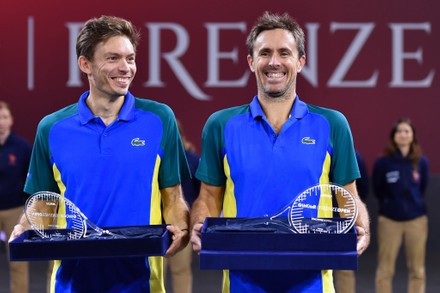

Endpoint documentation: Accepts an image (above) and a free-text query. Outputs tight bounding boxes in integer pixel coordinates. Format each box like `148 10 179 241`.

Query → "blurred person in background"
164 119 200 293
0 101 32 293
373 118 429 293
355 151 370 201
334 150 370 293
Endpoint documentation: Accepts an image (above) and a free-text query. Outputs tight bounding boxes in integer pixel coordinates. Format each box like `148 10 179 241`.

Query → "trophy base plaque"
200 217 357 270
9 225 170 261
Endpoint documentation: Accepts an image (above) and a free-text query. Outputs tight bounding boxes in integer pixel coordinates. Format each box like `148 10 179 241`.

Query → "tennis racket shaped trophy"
25 191 125 240
200 184 359 270
270 184 358 234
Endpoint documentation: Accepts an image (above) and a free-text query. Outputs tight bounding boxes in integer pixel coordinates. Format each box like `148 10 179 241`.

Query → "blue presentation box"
9 225 170 261
200 217 357 270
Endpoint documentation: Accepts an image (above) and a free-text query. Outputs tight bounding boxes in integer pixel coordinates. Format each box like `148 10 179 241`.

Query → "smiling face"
78 35 136 100
394 122 414 149
247 29 305 101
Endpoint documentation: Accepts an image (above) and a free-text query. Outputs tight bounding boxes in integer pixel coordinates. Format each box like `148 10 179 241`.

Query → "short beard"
261 77 296 101
265 88 288 99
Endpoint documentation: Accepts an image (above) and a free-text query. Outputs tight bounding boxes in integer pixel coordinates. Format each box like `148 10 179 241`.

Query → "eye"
280 50 291 57
259 51 270 57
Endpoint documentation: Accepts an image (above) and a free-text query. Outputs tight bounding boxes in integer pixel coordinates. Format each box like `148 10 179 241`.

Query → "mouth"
265 72 286 80
112 76 132 87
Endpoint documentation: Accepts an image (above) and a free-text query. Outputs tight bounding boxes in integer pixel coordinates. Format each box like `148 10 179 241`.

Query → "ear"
247 55 255 72
297 54 306 73
78 56 92 75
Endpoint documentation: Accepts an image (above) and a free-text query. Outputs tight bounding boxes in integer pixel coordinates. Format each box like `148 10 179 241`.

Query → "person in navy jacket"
373 117 429 293
0 100 31 293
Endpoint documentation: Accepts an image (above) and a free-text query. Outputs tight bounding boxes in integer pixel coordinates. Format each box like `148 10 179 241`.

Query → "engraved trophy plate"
285 184 358 234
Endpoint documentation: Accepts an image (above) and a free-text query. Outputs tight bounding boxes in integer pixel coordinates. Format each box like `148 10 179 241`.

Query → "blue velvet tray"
200 217 357 270
9 225 170 261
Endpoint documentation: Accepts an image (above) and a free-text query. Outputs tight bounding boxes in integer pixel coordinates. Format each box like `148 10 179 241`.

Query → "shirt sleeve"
328 110 360 186
24 118 59 195
195 110 227 186
158 107 191 189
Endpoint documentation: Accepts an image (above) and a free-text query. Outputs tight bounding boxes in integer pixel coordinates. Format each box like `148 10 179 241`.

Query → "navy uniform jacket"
0 132 31 210
373 150 429 221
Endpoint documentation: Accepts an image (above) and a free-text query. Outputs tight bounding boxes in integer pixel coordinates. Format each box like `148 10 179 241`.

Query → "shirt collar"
78 91 136 125
249 95 309 120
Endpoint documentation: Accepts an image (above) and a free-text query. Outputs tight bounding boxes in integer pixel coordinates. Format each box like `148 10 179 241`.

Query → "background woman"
373 117 429 293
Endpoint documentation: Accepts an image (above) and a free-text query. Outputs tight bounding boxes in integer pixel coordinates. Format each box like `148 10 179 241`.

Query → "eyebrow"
103 52 136 58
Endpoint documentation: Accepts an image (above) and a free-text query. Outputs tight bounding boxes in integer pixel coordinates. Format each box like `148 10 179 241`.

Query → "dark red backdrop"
2 0 439 173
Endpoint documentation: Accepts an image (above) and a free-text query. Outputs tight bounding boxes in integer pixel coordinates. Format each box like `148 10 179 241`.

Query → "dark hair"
246 11 305 58
384 117 422 168
0 101 10 111
76 15 141 60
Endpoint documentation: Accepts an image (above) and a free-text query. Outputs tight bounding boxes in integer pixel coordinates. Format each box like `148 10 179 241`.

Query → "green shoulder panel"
24 104 78 195
197 104 250 186
134 98 190 188
307 104 360 185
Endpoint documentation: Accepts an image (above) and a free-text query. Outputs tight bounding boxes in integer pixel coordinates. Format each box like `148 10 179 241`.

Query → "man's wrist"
362 226 370 235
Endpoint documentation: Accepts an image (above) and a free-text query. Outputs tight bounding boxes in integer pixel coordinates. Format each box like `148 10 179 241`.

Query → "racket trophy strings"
25 191 125 240
268 184 358 234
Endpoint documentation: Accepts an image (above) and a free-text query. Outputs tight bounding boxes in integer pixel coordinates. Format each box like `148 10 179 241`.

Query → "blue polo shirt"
196 95 360 293
24 91 189 293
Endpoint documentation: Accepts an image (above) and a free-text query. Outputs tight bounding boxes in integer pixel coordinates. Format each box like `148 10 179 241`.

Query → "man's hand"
189 183 225 254
8 224 26 243
190 223 203 254
356 225 370 256
165 225 190 258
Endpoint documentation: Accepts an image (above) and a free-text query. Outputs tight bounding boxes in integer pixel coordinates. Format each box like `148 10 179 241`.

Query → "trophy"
274 184 358 234
200 184 359 271
25 191 125 239
206 184 358 234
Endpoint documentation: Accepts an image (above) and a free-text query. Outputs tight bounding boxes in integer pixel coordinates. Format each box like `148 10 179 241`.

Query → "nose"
268 53 281 67
118 59 131 72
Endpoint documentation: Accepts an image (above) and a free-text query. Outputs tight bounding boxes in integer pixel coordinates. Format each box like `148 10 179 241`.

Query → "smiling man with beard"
190 11 371 293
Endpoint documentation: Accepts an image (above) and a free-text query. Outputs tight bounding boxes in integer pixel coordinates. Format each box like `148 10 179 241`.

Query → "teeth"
267 73 284 78
115 78 129 82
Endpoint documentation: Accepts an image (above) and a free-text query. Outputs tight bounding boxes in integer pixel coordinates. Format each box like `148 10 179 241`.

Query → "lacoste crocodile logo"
301 137 316 145
131 138 146 146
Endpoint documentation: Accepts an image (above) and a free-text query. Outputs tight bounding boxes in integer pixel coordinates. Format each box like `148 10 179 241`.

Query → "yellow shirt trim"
149 155 165 292
222 154 237 218
319 152 335 292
